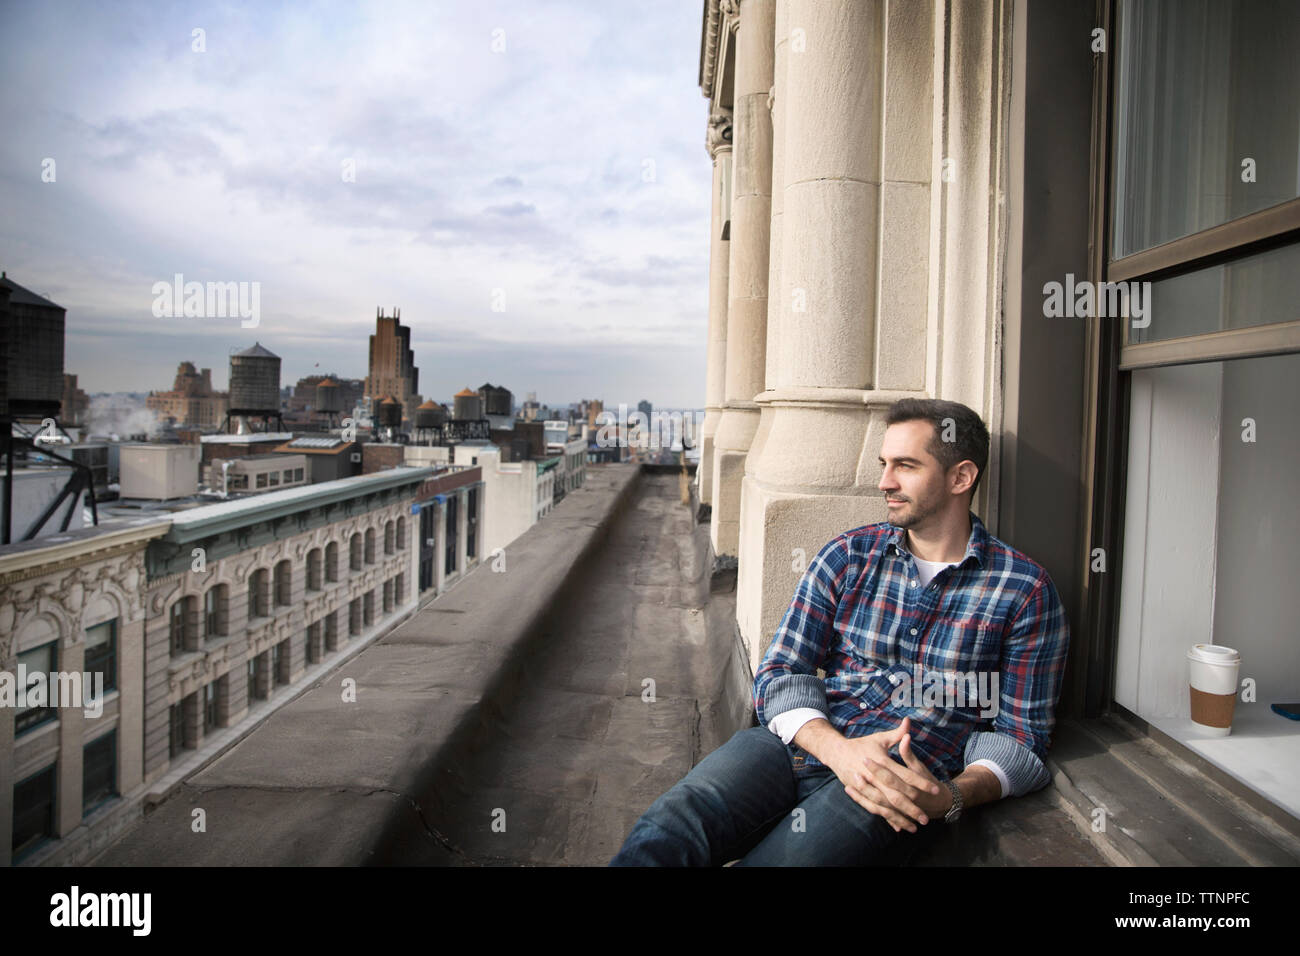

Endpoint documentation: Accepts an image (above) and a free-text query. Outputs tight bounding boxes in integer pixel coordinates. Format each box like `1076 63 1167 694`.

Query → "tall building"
62 375 89 426
146 362 228 428
366 308 420 425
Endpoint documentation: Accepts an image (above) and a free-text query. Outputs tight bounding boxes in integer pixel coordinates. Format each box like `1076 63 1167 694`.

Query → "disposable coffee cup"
1187 644 1241 737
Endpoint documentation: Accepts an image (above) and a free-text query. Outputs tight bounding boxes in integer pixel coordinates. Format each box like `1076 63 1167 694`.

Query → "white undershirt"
912 556 955 589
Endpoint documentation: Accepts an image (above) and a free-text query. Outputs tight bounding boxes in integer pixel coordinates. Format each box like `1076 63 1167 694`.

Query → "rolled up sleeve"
753 537 848 729
964 574 1070 798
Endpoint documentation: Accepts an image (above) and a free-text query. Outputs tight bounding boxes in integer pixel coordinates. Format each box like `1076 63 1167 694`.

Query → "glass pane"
83 732 117 809
1116 352 1300 813
13 766 56 856
1131 240 1300 343
85 620 113 649
1112 0 1300 258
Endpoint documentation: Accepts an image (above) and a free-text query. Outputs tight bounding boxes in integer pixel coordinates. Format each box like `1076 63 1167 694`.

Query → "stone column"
711 0 775 558
697 108 732 506
56 639 86 837
736 0 1007 668
738 0 912 668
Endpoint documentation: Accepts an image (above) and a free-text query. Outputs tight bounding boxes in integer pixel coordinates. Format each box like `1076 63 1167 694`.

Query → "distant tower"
366 307 420 427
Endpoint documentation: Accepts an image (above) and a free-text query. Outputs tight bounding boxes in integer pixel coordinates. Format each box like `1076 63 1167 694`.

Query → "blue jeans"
609 726 925 866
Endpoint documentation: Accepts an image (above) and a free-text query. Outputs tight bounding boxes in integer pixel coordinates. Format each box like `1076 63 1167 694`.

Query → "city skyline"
0 1 712 408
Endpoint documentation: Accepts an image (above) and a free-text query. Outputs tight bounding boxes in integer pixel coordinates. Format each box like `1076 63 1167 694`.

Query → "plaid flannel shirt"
753 513 1070 797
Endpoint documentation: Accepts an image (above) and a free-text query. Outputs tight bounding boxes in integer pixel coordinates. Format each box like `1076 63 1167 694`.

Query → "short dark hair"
884 398 990 496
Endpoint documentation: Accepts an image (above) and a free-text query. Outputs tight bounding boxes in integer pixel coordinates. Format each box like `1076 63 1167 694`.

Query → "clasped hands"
826 716 951 833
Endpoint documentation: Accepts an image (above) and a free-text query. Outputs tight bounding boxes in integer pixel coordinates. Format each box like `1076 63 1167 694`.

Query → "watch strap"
942 778 963 823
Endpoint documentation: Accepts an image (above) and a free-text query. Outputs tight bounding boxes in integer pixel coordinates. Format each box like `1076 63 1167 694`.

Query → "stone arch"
15 608 66 656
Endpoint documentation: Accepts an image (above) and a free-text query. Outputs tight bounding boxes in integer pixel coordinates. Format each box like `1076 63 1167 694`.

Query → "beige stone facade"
0 519 168 866
698 0 1013 671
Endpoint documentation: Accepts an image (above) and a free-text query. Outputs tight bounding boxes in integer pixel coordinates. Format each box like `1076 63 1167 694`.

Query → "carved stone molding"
721 0 740 27
701 0 722 96
707 108 734 157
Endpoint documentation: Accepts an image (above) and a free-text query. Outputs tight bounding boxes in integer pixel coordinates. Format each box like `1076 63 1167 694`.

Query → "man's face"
878 420 950 530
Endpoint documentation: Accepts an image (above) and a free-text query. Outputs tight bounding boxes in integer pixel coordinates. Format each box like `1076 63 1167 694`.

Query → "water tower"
316 377 342 427
414 399 447 444
223 342 283 433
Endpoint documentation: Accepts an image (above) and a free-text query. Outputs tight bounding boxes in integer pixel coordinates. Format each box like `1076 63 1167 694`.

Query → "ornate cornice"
721 0 741 30
700 0 722 97
0 523 167 586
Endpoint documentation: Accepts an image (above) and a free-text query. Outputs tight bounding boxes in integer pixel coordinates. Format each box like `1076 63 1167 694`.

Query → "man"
609 398 1070 866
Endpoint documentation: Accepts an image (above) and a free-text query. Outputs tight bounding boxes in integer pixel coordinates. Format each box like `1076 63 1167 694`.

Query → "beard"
885 492 940 529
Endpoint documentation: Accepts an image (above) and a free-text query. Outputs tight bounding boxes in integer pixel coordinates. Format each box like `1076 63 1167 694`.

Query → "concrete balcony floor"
89 466 1300 866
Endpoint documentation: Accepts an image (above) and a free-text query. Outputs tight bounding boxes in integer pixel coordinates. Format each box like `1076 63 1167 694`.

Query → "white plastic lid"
1187 643 1240 664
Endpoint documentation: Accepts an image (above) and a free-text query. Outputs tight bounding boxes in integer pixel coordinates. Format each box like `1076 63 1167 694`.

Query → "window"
273 639 290 686
231 474 249 490
384 520 394 555
363 590 375 627
445 495 458 575
307 549 323 591
324 611 338 652
306 622 321 665
248 569 269 619
396 516 407 550
248 655 267 701
256 472 268 489
168 703 184 758
467 488 478 559
1091 0 1300 816
294 468 304 482
170 600 184 654
12 764 56 859
283 469 293 483
274 560 292 606
16 642 58 735
83 731 117 812
204 585 227 641
382 579 393 614
84 620 118 694
349 598 362 636
364 528 376 564
204 681 218 733
325 541 339 582
350 534 363 571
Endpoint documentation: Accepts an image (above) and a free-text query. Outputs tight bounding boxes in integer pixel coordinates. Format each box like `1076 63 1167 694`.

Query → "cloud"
0 0 713 408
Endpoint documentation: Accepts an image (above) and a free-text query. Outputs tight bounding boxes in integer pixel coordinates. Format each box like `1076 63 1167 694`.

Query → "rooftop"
0 273 63 310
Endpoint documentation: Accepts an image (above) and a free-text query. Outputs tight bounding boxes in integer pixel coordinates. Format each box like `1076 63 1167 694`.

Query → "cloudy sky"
0 0 712 410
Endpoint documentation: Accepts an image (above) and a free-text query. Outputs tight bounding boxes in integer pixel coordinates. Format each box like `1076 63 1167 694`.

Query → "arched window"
307 549 323 591
248 569 269 619
384 520 394 555
364 528 376 564
274 560 292 607
203 584 228 640
350 533 363 571
170 595 199 655
396 516 407 550
325 541 339 582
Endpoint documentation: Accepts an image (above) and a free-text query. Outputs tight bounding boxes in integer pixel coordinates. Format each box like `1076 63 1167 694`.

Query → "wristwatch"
942 778 963 823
